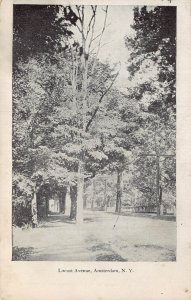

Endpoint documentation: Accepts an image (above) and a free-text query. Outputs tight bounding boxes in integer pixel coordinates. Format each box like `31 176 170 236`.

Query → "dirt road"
13 210 176 261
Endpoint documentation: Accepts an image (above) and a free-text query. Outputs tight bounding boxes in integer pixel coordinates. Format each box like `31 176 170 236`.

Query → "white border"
0 1 191 299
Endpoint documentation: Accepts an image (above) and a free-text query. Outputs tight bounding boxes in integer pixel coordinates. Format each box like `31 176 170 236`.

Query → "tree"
13 52 75 226
13 5 75 65
13 5 120 225
124 6 176 215
13 4 80 226
125 6 176 118
133 116 175 214
59 5 119 223
94 89 140 213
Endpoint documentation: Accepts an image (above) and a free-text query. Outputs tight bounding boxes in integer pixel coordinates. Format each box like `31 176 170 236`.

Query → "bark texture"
83 180 87 209
115 170 123 213
70 185 77 220
31 189 38 227
60 187 67 214
76 177 84 224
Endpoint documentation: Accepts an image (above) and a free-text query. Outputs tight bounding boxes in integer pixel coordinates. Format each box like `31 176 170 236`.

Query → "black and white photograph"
12 4 176 262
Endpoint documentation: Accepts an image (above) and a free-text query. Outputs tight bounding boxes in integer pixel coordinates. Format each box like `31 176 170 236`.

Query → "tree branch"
86 6 97 40
90 6 108 75
85 69 119 132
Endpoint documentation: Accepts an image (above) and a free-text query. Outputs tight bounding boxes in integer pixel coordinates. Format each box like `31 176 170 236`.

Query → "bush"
12 201 32 227
12 174 33 226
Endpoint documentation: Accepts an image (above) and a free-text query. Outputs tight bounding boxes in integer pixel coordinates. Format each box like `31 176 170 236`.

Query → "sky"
70 6 135 89
97 6 135 88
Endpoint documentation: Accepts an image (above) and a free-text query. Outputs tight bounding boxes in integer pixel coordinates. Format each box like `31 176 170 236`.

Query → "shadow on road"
39 213 76 228
12 246 35 261
39 211 113 228
106 211 176 222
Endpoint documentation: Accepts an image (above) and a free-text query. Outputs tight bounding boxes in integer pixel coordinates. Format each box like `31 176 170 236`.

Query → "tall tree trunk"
156 156 160 216
173 203 176 217
76 162 84 224
70 185 77 220
104 178 107 211
31 188 38 227
76 181 84 224
60 187 67 214
115 170 123 213
159 185 163 216
45 198 49 217
83 180 87 209
91 179 95 210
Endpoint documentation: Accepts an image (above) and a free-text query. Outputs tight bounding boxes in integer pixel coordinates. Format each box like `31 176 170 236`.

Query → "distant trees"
98 90 136 213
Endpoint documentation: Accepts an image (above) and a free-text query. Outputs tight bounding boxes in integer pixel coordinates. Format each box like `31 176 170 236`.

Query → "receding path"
13 210 176 261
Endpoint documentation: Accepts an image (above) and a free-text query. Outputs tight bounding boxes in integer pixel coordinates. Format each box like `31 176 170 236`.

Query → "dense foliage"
13 5 176 226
